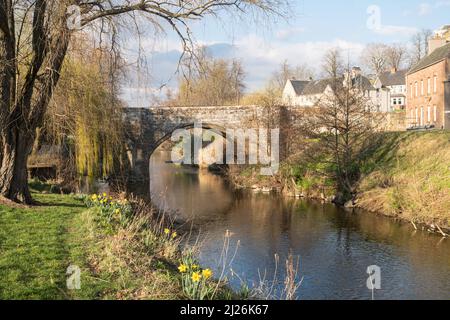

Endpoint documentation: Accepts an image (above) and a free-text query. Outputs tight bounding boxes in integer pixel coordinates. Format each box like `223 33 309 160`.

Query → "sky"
120 0 450 107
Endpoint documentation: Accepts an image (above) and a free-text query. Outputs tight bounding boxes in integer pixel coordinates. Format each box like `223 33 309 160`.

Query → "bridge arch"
149 122 231 158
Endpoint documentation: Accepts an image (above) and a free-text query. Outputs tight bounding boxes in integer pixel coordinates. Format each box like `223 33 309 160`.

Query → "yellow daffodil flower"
178 264 188 273
164 228 170 235
191 272 201 282
171 232 177 239
202 269 213 279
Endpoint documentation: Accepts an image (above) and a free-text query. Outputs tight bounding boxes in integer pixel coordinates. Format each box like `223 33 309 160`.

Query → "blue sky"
121 0 450 107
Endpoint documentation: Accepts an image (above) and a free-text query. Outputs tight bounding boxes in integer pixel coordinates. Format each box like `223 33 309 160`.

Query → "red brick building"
406 42 450 129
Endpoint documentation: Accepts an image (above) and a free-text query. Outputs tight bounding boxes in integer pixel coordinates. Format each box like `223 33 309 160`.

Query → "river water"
147 150 450 300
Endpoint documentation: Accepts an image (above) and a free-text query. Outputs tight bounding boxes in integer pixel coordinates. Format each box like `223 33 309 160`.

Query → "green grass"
0 191 107 299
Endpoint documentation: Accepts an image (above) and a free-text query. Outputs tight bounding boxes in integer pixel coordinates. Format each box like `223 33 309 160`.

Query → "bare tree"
272 60 315 91
0 0 289 204
409 29 433 66
322 48 344 80
360 43 389 75
385 43 407 70
176 48 246 106
230 60 246 104
303 52 383 204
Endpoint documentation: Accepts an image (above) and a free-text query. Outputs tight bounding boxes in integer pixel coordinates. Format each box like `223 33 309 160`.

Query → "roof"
408 42 450 74
302 78 337 95
351 75 374 91
288 80 310 95
378 70 407 86
287 75 373 96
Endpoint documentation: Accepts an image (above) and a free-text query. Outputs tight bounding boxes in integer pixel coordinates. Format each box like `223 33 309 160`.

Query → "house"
406 29 450 129
373 68 407 112
282 67 377 108
282 78 335 107
282 79 314 107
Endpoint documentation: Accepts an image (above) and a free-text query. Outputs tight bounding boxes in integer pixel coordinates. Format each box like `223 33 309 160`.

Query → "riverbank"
227 131 450 233
0 184 232 299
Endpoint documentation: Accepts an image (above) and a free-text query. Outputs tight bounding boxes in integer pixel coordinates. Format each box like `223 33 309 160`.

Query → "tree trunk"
0 127 34 203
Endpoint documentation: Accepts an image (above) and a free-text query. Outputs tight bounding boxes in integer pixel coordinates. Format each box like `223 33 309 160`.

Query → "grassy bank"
229 131 450 230
357 131 450 230
0 185 229 300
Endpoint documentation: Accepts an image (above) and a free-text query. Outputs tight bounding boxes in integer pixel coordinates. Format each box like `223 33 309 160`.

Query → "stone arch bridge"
123 105 302 180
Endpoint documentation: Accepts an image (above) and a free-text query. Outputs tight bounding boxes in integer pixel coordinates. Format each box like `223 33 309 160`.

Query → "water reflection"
147 151 450 300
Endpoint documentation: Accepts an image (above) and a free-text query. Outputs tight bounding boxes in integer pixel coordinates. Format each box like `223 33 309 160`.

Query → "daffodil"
102 192 107 197
114 209 121 215
178 264 188 273
171 232 177 239
191 272 201 282
192 264 199 270
164 228 170 235
202 269 213 279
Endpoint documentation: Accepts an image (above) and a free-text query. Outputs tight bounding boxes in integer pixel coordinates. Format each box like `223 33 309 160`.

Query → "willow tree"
44 38 124 184
0 0 289 204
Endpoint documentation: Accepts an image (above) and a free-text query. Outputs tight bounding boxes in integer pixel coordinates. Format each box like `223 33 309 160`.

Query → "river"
145 150 450 300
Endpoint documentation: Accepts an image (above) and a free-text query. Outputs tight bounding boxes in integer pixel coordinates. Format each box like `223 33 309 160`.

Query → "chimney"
391 67 397 74
428 25 450 55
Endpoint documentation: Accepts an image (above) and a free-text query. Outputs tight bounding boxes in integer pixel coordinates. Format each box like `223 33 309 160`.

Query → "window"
410 84 413 98
420 107 424 126
393 98 397 105
427 106 431 123
434 105 437 122
415 107 418 123
411 109 414 120
421 80 424 96
428 78 431 94
434 76 437 93
415 82 418 97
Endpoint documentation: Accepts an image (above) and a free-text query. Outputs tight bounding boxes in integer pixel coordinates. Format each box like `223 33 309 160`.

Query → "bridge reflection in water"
140 150 450 300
